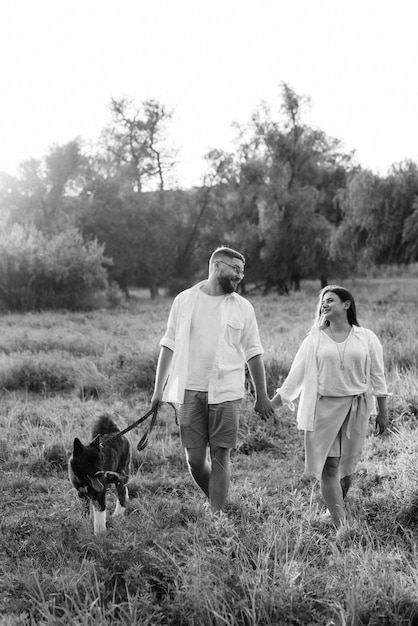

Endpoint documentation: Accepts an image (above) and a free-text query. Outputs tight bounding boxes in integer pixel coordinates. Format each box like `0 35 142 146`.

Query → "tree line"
1 83 418 308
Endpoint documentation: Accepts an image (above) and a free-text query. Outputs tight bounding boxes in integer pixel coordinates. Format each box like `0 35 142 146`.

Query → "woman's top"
276 326 388 431
317 330 368 396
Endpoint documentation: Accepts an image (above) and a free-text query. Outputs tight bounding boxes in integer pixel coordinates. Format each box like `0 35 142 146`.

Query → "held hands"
254 396 275 421
254 393 282 420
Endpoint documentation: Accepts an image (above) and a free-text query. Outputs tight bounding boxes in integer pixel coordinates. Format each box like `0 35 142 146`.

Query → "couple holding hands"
151 246 388 529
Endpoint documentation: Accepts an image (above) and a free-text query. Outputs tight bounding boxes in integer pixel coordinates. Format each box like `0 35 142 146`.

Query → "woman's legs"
321 456 346 527
340 474 353 500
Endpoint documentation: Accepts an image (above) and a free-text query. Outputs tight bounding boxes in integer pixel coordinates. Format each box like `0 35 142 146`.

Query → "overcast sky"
1 0 417 187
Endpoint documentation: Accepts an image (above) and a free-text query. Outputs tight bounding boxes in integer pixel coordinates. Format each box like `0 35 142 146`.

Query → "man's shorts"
179 389 241 449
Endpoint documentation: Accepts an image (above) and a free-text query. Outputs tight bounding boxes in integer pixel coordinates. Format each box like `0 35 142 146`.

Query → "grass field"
1 278 418 625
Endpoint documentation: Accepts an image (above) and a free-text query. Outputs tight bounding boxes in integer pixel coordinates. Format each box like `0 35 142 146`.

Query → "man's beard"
218 274 239 294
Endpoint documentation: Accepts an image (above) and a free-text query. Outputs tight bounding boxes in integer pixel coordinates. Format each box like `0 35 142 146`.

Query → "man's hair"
209 246 245 267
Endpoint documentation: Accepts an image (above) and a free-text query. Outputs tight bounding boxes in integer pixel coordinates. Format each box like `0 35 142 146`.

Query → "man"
151 246 274 512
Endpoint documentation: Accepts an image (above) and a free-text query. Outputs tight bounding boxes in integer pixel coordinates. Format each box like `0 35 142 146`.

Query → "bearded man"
151 246 273 513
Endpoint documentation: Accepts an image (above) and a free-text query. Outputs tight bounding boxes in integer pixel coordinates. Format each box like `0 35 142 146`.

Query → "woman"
271 285 388 527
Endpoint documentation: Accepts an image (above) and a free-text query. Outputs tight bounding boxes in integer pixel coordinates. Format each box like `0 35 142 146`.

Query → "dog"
68 415 131 534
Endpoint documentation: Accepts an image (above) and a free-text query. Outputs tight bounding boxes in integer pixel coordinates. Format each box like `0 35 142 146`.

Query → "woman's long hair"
314 284 360 328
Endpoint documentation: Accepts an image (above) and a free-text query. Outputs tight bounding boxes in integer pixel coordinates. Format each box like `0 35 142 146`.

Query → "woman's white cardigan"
276 326 388 431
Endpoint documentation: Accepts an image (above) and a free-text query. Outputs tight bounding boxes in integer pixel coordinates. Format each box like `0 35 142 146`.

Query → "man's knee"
210 444 230 469
185 446 207 470
322 456 340 479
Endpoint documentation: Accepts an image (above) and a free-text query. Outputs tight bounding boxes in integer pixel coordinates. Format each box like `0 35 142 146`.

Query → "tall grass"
1 279 418 624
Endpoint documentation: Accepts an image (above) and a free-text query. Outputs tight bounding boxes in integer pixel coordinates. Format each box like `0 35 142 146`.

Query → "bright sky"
1 0 418 188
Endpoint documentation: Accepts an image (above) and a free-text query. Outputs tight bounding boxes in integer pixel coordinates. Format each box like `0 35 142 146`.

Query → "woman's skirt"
304 394 370 480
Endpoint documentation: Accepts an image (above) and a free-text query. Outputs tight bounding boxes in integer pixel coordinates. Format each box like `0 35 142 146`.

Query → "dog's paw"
113 500 126 517
93 509 107 534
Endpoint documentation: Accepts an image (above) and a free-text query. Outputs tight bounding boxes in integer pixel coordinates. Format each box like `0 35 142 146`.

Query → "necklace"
328 326 352 370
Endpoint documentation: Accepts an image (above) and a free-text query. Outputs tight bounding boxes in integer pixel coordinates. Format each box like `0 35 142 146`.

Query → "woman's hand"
375 396 389 435
375 411 389 435
271 393 282 410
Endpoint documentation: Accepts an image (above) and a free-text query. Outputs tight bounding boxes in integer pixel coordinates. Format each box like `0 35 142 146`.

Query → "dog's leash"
135 402 178 451
136 405 159 451
100 402 178 452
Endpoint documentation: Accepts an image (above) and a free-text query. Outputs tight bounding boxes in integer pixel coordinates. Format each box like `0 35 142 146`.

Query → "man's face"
216 258 245 294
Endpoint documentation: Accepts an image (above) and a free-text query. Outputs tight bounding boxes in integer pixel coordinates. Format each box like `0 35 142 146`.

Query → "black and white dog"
68 415 131 534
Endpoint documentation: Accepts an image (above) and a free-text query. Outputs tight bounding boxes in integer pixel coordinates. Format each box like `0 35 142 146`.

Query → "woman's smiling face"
321 291 349 320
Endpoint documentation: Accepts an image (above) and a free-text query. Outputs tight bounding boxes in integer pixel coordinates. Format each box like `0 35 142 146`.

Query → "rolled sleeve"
368 331 388 396
160 296 179 351
277 336 309 402
242 307 264 362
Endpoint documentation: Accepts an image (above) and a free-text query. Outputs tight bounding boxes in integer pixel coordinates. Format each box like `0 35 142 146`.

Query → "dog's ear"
73 438 84 455
90 434 101 450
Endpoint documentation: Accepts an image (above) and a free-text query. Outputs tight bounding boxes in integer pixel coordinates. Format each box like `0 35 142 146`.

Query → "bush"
0 353 77 393
0 352 107 396
106 351 158 395
0 223 111 310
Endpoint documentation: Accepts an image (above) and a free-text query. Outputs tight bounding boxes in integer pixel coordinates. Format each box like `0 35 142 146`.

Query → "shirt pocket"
226 320 243 347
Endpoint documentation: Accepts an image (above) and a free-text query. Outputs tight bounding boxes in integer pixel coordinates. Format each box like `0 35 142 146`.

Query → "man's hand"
150 391 163 411
254 396 275 420
247 355 275 420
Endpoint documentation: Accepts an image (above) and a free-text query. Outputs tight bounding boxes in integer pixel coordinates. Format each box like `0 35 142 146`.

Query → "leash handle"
136 405 159 451
102 407 156 445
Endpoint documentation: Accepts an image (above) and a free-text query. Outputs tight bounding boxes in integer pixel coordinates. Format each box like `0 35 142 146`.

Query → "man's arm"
247 354 274 420
151 346 174 409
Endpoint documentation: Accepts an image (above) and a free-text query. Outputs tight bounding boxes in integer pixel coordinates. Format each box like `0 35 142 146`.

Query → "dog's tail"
91 414 120 438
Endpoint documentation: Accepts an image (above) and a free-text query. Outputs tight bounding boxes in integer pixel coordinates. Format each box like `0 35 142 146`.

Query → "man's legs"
185 446 210 498
208 444 230 512
185 444 231 512
180 392 238 513
180 391 210 498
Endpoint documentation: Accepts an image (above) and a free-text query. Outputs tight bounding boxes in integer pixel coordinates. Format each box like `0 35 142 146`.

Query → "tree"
101 97 176 192
334 161 418 269
402 198 418 261
227 83 352 291
0 140 85 232
78 178 200 298
77 180 135 296
0 222 110 310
